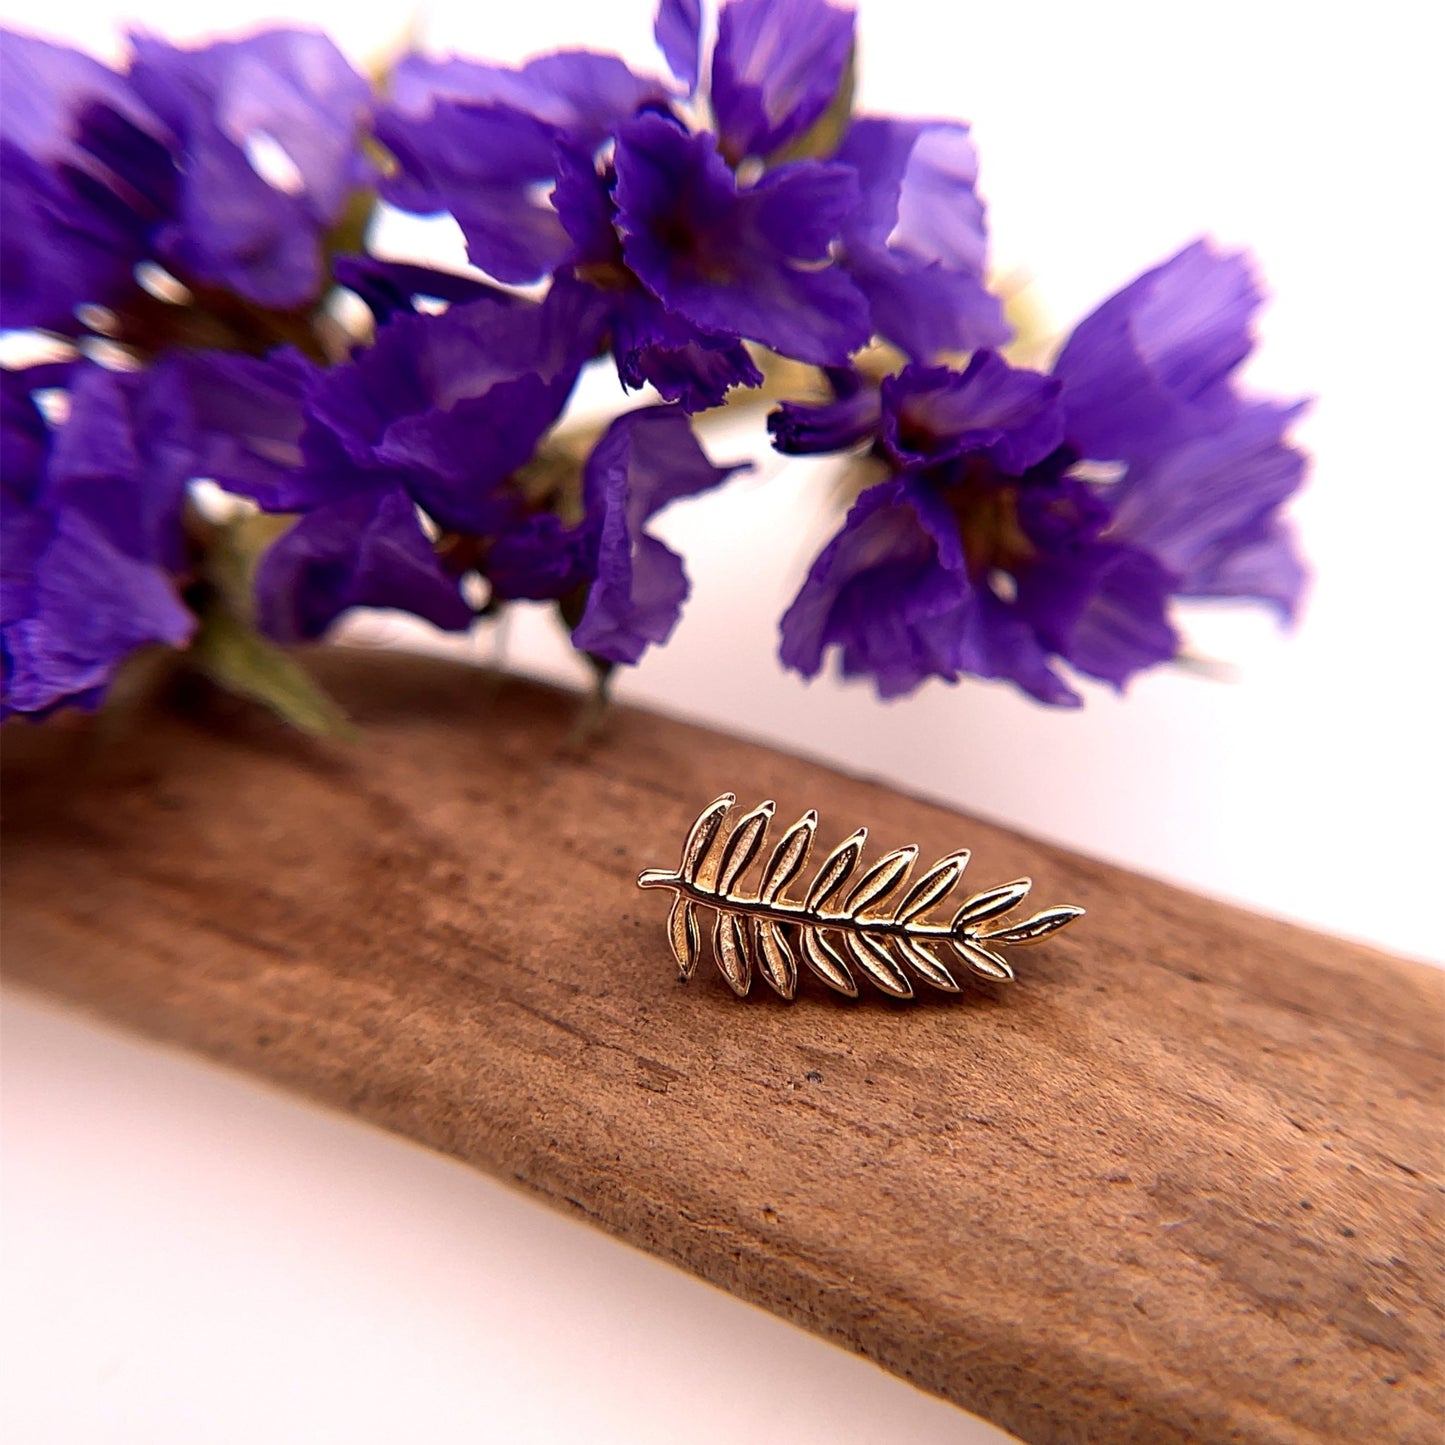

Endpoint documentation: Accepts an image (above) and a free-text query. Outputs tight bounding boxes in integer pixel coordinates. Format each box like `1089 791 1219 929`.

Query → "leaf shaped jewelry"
638 794 1085 999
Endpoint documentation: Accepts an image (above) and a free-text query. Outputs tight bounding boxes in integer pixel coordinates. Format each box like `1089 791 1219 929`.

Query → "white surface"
2 1 1442 1442
1 992 1006 1445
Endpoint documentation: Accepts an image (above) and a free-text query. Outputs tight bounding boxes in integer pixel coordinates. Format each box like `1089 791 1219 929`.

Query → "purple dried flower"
777 364 1089 703
376 50 671 287
1052 239 1262 463
653 0 703 92
298 285 604 534
0 32 170 333
709 0 855 164
1 8 1309 718
0 26 373 329
1107 399 1309 622
776 241 1307 704
2 361 196 717
763 367 880 454
371 290 597 514
489 407 747 663
126 28 372 308
485 406 744 664
255 486 473 644
179 283 610 642
833 117 1010 359
877 354 1062 473
568 407 746 662
179 287 741 658
612 113 869 367
552 147 763 412
378 0 945 398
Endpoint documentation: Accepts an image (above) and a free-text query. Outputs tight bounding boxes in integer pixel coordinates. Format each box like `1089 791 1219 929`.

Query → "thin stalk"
637 870 959 940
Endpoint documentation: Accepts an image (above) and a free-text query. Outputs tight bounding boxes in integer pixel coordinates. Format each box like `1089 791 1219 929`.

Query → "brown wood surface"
2 648 1441 1443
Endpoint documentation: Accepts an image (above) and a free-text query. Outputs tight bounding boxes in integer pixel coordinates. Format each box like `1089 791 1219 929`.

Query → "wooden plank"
2 647 1440 1443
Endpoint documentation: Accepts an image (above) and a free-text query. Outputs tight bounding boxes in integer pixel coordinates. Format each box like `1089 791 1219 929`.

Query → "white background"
3 2 1441 1442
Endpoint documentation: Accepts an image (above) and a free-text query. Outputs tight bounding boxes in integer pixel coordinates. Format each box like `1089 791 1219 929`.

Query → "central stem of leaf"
636 871 960 939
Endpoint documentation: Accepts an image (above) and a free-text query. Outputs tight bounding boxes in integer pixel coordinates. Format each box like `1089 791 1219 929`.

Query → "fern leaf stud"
637 794 1085 1000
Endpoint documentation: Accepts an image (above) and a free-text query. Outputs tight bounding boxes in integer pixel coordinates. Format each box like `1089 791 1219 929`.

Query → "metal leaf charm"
759 812 816 903
949 936 1015 982
843 931 913 998
639 797 1084 1000
897 936 960 992
953 878 1033 927
713 911 752 996
717 800 775 896
979 906 1087 945
667 895 700 980
844 846 918 917
800 927 857 995
681 793 734 885
896 851 970 923
806 828 867 912
755 918 797 998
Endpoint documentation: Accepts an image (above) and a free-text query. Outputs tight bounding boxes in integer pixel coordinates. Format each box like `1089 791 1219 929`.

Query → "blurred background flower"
0 0 1438 952
2 0 1310 733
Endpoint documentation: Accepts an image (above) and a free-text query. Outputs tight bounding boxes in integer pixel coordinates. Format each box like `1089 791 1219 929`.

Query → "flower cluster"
772 242 1307 703
0 0 1306 726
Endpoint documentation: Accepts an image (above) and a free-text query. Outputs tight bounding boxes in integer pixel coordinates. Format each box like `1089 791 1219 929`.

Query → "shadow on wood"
2 648 1440 1443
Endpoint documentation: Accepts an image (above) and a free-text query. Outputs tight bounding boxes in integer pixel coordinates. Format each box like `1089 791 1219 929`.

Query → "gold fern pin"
638 794 1084 1000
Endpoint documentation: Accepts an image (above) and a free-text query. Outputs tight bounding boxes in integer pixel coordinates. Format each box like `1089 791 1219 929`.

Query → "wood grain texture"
2 648 1440 1444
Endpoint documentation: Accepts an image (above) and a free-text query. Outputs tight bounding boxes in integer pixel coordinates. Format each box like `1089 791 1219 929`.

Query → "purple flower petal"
710 0 854 162
949 588 1083 708
768 369 881 454
1181 520 1306 622
380 47 671 284
554 145 762 410
304 284 607 530
779 478 968 695
180 282 606 537
128 29 372 307
879 353 1063 474
131 29 371 218
779 477 1080 704
654 0 703 92
0 34 167 330
830 116 1007 358
845 247 1008 364
571 406 744 662
375 373 581 532
389 49 668 150
0 506 49 629
614 114 869 366
2 359 197 717
255 487 471 643
487 513 592 602
376 100 572 285
2 507 194 716
1111 400 1309 621
43 362 192 570
2 364 60 508
1054 239 1263 463
551 143 621 266
0 30 146 162
1013 535 1179 689
586 402 745 524
611 296 764 411
838 117 984 269
574 523 690 664
176 347 318 510
332 255 511 326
